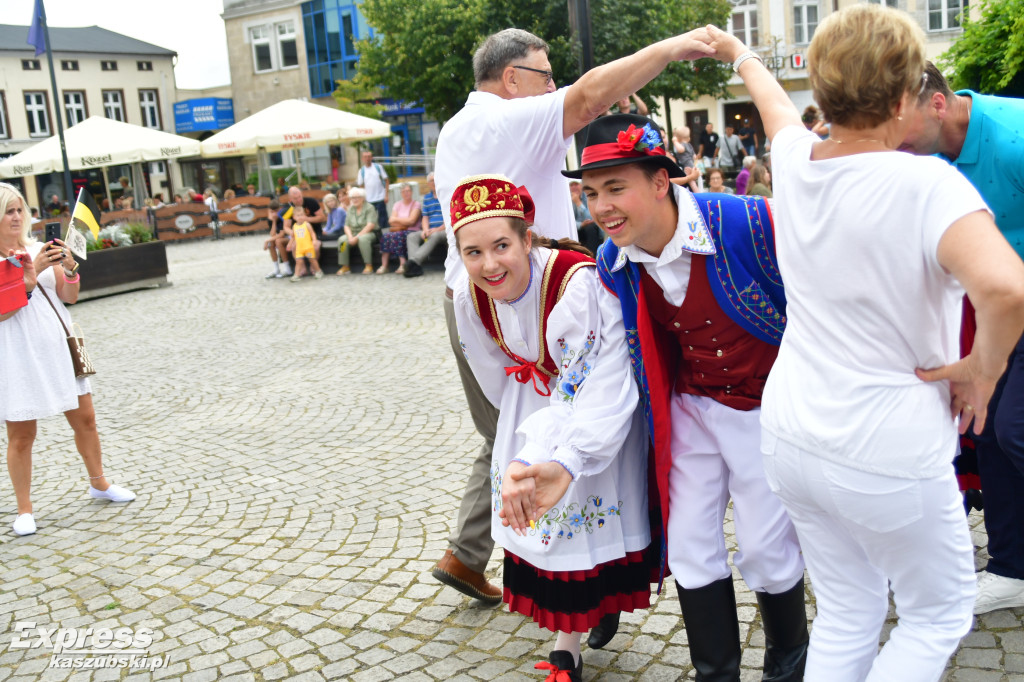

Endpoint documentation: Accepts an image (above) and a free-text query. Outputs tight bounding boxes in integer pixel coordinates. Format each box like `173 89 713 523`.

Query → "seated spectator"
322 193 347 239
403 173 445 278
707 167 734 194
338 187 378 275
152 194 166 208
223 189 236 201
379 182 420 275
745 163 773 198
121 196 134 210
246 184 258 196
263 199 292 279
45 194 63 216
101 198 111 212
118 176 134 202
181 187 202 202
735 156 757 195
173 194 184 205
29 207 41 224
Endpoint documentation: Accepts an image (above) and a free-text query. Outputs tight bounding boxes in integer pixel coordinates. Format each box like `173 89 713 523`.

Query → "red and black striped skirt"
503 546 652 633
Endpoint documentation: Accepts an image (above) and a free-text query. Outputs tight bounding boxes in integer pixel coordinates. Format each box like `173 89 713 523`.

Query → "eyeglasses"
512 65 553 85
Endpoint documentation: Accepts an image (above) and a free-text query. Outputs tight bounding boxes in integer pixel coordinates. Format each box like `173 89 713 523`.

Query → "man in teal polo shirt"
902 61 1024 615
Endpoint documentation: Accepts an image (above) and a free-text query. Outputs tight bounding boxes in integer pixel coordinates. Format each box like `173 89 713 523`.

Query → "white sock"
271 261 280 273
554 632 582 665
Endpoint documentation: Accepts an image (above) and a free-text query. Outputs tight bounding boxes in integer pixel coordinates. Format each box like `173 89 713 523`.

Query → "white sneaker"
13 513 36 536
89 484 136 503
974 571 1024 614
265 269 280 279
280 265 294 277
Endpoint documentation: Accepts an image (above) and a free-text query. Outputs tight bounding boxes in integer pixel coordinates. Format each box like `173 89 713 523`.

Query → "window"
24 91 50 137
64 91 87 127
22 59 41 71
137 60 153 71
251 25 273 72
302 1 370 98
277 21 299 68
929 0 967 30
0 92 8 140
61 60 79 71
728 0 759 47
868 0 899 6
139 89 161 129
103 90 125 122
101 60 118 71
793 0 819 44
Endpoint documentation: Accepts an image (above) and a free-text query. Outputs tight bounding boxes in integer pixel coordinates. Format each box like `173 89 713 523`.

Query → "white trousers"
762 433 976 682
666 394 804 593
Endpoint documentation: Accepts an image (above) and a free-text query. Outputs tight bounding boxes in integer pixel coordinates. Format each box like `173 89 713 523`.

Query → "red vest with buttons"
639 254 778 410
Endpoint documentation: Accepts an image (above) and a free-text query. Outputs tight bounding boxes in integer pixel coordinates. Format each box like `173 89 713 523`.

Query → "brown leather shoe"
431 550 503 604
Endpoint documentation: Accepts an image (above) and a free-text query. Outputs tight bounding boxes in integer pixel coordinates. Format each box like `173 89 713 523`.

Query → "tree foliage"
332 74 385 120
357 0 733 123
940 0 1024 96
589 0 732 110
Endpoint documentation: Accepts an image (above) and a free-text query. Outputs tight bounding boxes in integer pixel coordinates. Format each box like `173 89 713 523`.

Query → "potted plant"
76 222 169 300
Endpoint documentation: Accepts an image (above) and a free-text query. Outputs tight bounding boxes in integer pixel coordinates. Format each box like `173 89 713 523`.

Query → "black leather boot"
677 578 741 682
756 578 809 682
587 612 619 649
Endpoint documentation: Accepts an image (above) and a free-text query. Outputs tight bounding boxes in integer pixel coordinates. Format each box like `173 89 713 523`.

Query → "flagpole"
36 0 74 205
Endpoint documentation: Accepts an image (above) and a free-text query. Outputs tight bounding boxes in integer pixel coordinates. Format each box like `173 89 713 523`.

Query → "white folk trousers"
761 433 976 682
665 394 804 593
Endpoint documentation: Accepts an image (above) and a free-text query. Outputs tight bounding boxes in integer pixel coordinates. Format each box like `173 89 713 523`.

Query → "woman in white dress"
450 174 650 682
0 183 135 537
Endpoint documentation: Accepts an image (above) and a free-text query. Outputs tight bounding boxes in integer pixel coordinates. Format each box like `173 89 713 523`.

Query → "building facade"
658 0 968 157
0 25 182 209
221 0 437 187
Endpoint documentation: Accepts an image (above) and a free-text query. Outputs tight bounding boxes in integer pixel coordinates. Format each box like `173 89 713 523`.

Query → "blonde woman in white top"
708 7 1024 681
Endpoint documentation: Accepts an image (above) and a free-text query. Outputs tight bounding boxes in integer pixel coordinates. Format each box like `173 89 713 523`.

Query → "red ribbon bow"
505 359 552 397
534 661 573 682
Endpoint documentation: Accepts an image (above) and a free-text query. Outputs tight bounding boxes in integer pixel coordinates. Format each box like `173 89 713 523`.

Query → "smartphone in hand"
44 222 61 243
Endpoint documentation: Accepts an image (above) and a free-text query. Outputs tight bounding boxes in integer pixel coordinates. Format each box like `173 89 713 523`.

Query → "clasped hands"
499 460 573 536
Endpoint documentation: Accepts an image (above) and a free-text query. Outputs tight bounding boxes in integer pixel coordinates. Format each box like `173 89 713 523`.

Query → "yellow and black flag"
72 187 102 240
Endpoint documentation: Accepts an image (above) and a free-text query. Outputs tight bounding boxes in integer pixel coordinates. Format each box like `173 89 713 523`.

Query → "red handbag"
0 255 28 315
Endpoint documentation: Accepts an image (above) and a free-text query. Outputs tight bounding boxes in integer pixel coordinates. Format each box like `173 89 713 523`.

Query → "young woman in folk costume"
451 174 651 682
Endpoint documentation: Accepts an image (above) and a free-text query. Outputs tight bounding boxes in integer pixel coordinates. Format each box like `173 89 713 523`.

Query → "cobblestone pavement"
1 235 1021 682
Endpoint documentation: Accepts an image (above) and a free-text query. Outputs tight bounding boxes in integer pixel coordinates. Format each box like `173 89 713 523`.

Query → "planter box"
77 240 170 301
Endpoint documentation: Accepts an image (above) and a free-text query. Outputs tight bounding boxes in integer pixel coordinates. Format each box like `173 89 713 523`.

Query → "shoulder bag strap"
36 285 72 337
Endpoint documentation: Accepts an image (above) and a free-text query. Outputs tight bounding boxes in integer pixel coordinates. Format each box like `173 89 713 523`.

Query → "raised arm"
562 28 716 139
706 25 801 142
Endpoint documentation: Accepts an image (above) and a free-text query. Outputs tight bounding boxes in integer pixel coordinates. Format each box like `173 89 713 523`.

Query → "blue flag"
27 0 45 57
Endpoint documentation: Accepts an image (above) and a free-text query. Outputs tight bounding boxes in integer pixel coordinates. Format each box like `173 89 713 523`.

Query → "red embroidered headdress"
449 174 536 232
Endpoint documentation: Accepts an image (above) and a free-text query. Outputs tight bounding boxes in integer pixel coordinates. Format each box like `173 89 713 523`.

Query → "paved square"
1 235 1020 681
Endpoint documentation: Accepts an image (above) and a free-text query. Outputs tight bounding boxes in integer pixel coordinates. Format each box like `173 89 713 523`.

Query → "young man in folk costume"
450 174 652 682
572 114 808 681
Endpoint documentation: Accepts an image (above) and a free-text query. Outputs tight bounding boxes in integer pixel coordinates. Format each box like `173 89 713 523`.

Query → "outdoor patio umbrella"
0 116 202 205
198 99 391 192
0 116 201 178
